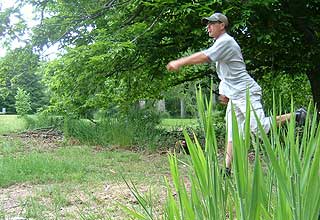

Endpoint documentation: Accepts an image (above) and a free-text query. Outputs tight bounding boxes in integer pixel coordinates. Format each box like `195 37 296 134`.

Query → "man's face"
207 21 225 39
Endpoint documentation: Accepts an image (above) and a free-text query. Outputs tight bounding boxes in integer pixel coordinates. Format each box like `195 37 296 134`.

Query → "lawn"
161 118 198 127
0 116 190 219
0 115 26 134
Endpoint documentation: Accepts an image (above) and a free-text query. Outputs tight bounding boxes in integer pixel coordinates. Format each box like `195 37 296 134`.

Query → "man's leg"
225 101 244 175
275 113 291 126
226 141 233 169
225 96 307 175
274 107 307 126
225 102 234 176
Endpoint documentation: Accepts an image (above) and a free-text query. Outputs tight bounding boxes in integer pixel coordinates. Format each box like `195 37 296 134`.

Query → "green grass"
0 134 177 219
0 115 26 134
0 113 197 219
160 118 199 131
0 144 170 187
123 90 320 220
161 118 198 127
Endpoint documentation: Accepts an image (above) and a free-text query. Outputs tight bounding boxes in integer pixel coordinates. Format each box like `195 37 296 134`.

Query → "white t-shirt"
203 33 261 100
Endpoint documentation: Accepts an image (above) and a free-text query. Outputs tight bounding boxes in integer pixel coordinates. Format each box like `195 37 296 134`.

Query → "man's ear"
220 22 226 30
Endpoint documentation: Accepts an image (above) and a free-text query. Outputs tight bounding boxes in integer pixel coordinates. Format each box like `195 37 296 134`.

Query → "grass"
0 143 170 187
0 132 183 219
0 115 26 134
161 118 198 127
160 118 199 130
0 114 198 219
123 90 320 220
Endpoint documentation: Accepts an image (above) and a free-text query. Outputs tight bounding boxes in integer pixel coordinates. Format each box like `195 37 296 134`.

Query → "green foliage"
0 47 48 113
15 88 32 116
0 4 26 47
63 107 163 149
122 88 320 219
2 0 218 117
2 0 319 115
43 41 138 116
259 72 312 112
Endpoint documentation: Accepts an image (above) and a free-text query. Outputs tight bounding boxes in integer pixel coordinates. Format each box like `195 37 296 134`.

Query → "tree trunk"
306 65 320 114
139 100 146 109
156 99 166 112
180 98 185 118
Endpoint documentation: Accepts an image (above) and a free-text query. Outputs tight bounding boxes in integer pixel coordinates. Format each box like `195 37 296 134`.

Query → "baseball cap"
202 12 229 27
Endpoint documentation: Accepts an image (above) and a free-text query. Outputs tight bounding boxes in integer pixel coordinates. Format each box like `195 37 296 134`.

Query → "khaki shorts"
226 94 271 142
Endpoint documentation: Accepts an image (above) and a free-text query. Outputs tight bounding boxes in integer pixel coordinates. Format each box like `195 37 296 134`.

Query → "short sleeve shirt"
202 33 261 100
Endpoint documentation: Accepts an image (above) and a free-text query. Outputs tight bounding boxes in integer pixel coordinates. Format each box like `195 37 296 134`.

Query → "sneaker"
295 107 307 125
181 140 190 154
223 167 231 178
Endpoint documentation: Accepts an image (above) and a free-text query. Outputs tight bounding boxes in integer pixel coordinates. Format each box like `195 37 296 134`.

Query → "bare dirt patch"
0 184 35 218
1 128 64 153
0 182 168 220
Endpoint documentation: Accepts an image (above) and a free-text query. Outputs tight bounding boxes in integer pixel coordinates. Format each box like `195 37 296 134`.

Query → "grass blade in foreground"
122 88 320 220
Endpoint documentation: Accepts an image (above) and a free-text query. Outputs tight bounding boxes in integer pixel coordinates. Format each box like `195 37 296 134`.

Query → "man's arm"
166 52 210 71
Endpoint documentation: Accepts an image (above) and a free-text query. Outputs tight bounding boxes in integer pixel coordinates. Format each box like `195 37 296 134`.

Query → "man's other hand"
219 95 229 105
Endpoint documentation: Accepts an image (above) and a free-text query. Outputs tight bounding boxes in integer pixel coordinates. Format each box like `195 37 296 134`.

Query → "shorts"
226 93 271 142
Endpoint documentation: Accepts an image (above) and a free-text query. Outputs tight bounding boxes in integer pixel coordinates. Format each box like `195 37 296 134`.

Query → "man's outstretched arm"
166 52 210 71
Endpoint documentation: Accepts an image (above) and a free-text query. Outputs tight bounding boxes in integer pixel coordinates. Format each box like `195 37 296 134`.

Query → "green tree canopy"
1 0 319 116
15 87 32 116
0 47 48 113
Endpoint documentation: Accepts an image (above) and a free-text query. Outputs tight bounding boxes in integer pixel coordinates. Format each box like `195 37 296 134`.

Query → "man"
166 12 306 175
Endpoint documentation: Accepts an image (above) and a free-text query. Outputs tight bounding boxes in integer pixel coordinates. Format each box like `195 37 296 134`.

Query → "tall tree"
32 0 216 116
1 0 318 116
226 0 319 107
0 47 48 113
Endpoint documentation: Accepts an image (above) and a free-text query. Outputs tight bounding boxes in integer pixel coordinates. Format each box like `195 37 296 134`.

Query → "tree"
33 0 216 116
0 47 48 113
225 0 319 108
1 0 318 116
15 87 32 116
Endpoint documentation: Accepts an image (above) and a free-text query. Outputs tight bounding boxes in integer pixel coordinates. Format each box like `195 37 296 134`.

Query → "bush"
259 72 312 112
23 113 64 130
15 88 32 116
63 106 163 149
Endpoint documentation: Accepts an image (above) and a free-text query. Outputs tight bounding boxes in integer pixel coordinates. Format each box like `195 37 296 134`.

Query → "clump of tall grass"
122 88 320 220
63 107 163 149
23 113 64 130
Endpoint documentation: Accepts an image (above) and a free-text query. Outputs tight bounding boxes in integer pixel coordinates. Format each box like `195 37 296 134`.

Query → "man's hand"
166 52 209 71
166 60 181 71
219 95 229 105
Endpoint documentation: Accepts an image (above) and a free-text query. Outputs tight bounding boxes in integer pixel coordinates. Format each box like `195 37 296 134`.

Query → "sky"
0 0 58 59
0 0 35 56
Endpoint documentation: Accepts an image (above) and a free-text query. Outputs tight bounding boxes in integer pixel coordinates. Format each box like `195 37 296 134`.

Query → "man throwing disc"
166 12 306 176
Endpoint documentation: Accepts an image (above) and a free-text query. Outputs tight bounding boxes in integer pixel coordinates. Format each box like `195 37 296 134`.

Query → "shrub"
15 88 32 116
259 72 312 112
23 113 64 130
63 106 163 149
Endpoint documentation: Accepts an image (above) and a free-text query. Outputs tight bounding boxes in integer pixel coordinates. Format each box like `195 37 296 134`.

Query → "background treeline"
0 0 317 119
